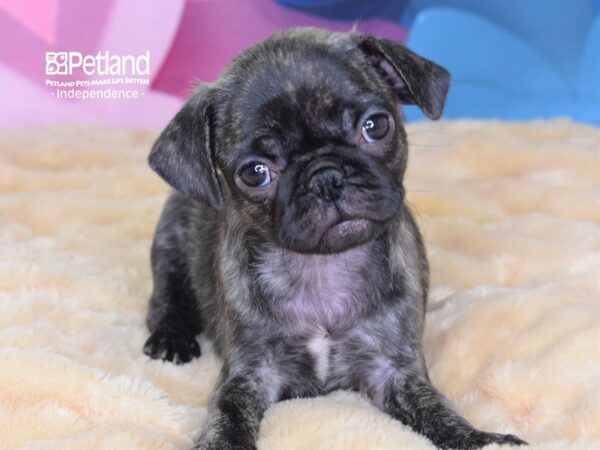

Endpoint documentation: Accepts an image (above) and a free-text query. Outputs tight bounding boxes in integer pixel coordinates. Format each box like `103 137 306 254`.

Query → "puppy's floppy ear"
358 36 450 120
148 85 223 209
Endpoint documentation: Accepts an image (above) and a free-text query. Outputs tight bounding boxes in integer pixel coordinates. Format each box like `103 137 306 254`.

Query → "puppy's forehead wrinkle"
245 72 356 125
258 89 348 141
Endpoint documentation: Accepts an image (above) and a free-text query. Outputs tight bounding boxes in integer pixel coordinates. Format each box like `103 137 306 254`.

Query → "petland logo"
45 51 150 76
45 51 151 101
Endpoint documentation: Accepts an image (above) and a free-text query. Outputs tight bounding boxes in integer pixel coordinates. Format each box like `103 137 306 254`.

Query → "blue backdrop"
279 0 600 124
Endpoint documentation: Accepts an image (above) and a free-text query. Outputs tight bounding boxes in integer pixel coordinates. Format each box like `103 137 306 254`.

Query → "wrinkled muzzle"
274 148 404 254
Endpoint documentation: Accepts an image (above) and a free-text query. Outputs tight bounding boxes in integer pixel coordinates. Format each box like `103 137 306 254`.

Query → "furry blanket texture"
0 120 598 450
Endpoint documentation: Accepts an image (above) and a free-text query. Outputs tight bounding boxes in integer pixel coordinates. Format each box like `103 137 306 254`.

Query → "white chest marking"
307 331 331 383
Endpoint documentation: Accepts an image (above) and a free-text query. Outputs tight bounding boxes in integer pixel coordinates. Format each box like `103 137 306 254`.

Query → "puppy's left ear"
148 85 223 209
358 36 451 120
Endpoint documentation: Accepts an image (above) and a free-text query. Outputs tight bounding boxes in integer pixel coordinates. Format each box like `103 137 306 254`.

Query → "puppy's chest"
256 248 371 334
255 249 372 383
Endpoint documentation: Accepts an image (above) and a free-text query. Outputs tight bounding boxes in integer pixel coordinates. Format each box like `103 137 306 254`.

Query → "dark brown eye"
361 113 390 142
239 162 271 188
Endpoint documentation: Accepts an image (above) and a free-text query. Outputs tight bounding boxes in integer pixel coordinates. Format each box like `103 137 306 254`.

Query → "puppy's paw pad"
143 327 200 364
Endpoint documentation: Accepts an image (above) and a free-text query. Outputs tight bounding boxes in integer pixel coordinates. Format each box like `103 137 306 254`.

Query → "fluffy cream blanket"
0 121 598 450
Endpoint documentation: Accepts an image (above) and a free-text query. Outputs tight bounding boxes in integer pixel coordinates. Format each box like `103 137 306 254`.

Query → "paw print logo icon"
46 52 69 75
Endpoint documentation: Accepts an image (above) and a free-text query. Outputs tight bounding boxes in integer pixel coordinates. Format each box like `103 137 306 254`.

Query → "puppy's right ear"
148 85 223 209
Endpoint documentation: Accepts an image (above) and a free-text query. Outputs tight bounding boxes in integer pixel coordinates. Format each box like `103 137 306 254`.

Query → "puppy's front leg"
144 195 202 364
380 373 526 450
193 366 275 450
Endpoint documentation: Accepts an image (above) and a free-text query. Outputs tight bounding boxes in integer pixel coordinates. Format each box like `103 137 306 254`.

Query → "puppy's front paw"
191 431 257 450
436 429 527 450
481 432 528 448
191 439 256 450
143 326 200 364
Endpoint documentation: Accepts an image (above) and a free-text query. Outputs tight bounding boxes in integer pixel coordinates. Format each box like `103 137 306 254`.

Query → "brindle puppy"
144 27 527 450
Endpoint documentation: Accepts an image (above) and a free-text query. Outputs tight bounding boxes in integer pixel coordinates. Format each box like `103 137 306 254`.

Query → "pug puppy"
143 28 526 450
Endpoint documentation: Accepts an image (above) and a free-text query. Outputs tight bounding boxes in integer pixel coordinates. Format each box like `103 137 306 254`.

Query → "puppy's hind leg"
143 196 202 364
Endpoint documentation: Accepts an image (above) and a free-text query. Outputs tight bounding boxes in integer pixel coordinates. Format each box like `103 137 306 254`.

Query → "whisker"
406 129 453 149
405 188 438 193
405 199 430 226
408 143 451 149
406 129 449 137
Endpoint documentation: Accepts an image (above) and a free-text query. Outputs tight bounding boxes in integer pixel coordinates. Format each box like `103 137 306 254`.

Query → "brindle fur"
143 28 527 450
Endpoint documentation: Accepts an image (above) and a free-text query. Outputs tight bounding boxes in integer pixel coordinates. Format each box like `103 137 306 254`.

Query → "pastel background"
1 2 599 449
1 0 600 127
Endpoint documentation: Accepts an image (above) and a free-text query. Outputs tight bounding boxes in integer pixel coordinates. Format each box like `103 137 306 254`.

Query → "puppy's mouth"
328 218 372 237
318 217 383 253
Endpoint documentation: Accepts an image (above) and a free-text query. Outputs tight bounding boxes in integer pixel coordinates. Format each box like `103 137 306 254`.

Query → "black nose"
308 166 345 201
